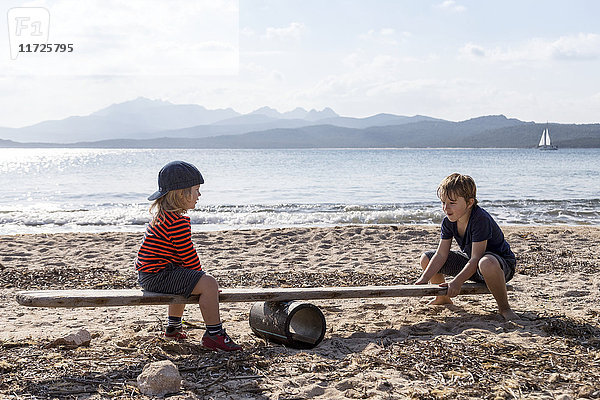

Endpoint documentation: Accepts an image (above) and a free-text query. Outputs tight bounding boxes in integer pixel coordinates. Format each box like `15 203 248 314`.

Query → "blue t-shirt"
441 205 515 261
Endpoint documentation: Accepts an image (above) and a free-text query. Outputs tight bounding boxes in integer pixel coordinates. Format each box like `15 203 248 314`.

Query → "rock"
137 360 181 397
48 328 91 348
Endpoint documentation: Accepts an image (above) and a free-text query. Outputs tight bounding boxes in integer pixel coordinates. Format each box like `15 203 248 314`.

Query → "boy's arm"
442 240 486 297
415 239 452 284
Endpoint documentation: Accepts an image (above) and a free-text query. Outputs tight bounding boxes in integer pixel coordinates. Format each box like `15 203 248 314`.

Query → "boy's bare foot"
499 308 519 321
428 296 453 306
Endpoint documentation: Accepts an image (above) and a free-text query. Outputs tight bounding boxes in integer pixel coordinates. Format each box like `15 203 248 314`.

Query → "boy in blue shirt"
415 173 517 320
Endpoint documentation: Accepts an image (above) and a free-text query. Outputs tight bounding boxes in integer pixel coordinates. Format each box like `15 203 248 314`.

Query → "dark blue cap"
148 161 204 201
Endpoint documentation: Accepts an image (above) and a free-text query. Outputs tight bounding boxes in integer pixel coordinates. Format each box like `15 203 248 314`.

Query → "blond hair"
149 187 194 226
437 173 478 207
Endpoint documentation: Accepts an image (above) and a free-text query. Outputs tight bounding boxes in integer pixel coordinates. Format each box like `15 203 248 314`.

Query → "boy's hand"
439 279 461 297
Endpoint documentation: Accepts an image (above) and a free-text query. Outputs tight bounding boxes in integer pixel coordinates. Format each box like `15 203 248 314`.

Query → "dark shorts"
138 263 205 298
424 250 515 283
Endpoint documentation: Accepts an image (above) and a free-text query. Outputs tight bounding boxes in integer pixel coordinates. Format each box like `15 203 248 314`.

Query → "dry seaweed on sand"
0 335 266 399
216 270 418 289
2 311 600 399
0 265 134 290
352 335 600 399
535 313 600 348
2 266 419 292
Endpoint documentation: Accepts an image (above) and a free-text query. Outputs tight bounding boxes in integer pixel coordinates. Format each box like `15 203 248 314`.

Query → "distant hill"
5 118 598 149
0 97 456 144
249 106 338 121
0 98 598 148
91 97 239 128
1 97 240 143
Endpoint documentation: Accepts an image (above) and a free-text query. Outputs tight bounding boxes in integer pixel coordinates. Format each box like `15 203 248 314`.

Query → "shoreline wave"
1 199 598 234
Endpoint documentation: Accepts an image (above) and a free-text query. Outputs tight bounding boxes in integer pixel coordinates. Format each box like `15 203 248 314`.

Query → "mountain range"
1 97 598 148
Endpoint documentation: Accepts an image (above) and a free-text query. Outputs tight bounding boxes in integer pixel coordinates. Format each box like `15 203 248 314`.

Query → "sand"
1 225 599 399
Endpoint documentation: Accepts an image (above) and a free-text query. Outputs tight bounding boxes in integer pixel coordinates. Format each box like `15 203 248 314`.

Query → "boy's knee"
478 256 500 276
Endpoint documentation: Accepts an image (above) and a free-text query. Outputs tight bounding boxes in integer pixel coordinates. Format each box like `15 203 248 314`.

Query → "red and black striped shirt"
135 211 202 273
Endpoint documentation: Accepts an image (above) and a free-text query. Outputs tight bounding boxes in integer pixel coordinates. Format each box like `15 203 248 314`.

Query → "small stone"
48 328 91 348
555 394 571 400
137 360 181 397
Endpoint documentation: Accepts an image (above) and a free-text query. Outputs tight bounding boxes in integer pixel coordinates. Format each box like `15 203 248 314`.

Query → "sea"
0 148 599 234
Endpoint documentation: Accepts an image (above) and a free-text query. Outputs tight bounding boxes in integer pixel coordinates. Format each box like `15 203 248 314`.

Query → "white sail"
538 128 547 146
538 126 557 149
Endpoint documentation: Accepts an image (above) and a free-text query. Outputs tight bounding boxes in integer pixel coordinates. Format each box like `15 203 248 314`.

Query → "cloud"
299 52 435 102
435 1 466 12
307 50 447 99
366 78 440 97
358 28 411 46
550 33 600 60
460 43 486 58
263 22 305 41
459 33 600 62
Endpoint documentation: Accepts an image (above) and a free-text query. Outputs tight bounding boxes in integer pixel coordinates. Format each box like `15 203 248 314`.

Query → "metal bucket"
249 301 326 349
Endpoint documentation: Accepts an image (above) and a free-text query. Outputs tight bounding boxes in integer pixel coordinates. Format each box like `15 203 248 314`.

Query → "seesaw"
16 283 510 349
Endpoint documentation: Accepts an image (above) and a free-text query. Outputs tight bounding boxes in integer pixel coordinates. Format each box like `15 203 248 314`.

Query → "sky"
1 0 600 128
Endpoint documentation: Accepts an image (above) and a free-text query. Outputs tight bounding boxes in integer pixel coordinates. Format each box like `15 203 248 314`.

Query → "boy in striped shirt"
136 161 241 351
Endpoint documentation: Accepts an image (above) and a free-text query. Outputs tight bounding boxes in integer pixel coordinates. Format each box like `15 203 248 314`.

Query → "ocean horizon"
1 147 599 234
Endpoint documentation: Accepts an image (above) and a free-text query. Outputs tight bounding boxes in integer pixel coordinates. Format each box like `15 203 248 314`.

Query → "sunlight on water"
0 148 598 233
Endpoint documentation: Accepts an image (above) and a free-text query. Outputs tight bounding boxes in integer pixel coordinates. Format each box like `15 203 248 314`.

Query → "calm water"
0 148 598 233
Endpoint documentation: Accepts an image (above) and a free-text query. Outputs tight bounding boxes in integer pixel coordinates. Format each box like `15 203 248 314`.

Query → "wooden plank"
15 283 511 308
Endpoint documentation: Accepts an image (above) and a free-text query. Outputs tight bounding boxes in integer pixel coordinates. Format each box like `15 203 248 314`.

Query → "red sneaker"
164 327 187 340
202 330 242 352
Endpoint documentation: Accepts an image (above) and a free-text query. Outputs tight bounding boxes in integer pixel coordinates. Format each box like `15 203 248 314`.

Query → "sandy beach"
1 225 599 399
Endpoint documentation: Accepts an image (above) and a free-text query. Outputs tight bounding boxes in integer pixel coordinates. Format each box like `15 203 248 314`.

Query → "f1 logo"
7 7 50 60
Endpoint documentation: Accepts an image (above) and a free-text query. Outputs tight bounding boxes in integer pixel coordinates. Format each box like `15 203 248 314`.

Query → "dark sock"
206 323 223 336
167 316 182 332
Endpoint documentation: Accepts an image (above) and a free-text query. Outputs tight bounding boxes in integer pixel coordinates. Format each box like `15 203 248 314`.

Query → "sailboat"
538 125 558 150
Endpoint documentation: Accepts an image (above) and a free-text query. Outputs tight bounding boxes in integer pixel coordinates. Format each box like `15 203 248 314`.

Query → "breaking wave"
1 199 598 234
